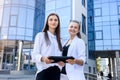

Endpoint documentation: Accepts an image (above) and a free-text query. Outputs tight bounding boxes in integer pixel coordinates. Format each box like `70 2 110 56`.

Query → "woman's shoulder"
77 38 85 45
36 32 45 37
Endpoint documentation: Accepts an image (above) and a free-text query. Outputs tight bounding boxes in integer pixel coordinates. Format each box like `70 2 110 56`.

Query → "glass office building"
0 0 45 71
93 0 120 78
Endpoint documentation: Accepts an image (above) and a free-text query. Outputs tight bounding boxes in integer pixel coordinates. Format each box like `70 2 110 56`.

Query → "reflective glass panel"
2 7 10 27
102 16 110 22
0 7 3 26
11 0 19 4
25 29 33 36
95 40 103 46
16 35 24 40
27 0 35 7
17 28 25 36
18 8 26 27
104 46 112 50
11 7 18 15
103 26 111 39
118 6 120 14
8 35 16 39
94 8 101 16
4 0 11 4
112 40 120 45
95 46 103 50
25 36 32 41
111 26 119 39
1 28 8 39
9 27 16 35
19 0 27 5
103 40 111 45
95 31 102 39
112 46 120 50
26 9 34 29
56 0 71 8
10 15 17 26
109 2 117 15
46 1 55 11
94 17 102 22
102 3 109 16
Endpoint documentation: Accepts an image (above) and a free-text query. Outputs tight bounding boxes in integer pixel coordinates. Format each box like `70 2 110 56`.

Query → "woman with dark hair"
60 20 86 80
32 13 63 80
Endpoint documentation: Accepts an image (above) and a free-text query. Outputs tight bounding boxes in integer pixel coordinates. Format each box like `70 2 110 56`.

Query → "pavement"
0 74 35 80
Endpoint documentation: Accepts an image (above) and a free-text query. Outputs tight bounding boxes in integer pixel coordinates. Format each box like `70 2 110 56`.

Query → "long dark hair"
42 13 62 51
70 20 81 38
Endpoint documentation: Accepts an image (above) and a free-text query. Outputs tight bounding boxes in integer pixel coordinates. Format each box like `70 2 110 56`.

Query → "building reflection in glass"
0 0 45 71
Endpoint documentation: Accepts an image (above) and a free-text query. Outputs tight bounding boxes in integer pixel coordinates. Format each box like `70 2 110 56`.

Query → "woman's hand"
66 59 76 65
41 57 54 64
57 61 65 67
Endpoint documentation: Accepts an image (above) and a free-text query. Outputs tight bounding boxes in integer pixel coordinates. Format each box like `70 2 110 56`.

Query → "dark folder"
48 56 74 63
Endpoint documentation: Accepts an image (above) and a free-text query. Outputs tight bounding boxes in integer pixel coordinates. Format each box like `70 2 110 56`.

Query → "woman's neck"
70 35 75 40
49 28 55 35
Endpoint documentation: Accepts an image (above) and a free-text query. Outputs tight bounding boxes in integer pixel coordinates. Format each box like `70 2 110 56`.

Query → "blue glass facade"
87 0 95 59
0 0 45 70
94 0 120 50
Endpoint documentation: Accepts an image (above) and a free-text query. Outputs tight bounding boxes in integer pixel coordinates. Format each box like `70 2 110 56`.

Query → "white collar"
47 31 56 38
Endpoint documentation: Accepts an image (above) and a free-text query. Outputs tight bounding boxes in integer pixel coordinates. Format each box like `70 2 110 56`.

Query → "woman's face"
68 22 79 36
48 15 59 30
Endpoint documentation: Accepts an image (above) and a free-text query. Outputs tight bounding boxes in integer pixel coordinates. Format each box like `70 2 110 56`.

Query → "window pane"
95 31 102 39
110 2 117 15
11 7 18 15
10 15 17 26
102 3 109 16
9 27 16 35
17 28 25 36
1 28 8 39
19 0 27 5
103 26 111 39
95 40 103 46
2 7 10 27
11 0 19 4
25 36 32 41
26 9 34 29
112 40 120 45
0 7 3 26
94 17 102 22
46 1 55 11
96 46 103 50
103 40 111 45
56 0 71 8
18 8 26 27
4 0 11 4
104 46 112 50
102 16 110 22
94 8 102 16
28 0 35 7
118 6 120 15
111 26 119 39
82 14 86 34
16 35 24 40
25 29 33 36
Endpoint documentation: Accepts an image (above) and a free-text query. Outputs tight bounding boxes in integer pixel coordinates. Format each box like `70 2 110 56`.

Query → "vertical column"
112 58 116 79
116 51 120 80
17 40 23 71
0 50 3 69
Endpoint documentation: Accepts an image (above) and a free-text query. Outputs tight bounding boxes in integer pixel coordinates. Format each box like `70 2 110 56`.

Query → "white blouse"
32 31 62 73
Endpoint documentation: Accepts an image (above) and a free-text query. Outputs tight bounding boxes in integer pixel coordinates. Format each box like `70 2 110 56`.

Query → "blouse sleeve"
77 39 86 64
32 32 44 63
